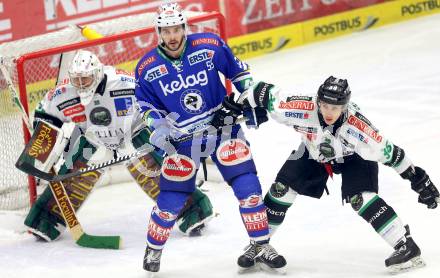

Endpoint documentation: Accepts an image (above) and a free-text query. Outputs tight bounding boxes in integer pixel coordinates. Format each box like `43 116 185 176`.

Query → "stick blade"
76 234 122 249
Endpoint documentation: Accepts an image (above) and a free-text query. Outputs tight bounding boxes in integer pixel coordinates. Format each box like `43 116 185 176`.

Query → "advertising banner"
0 0 389 43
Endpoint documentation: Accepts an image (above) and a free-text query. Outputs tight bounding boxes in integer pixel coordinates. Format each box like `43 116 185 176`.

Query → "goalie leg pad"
24 136 100 241
176 188 215 235
264 182 297 235
24 186 66 241
351 192 406 247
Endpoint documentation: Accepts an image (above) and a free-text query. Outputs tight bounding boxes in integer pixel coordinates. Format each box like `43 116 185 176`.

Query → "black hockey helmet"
317 76 351 105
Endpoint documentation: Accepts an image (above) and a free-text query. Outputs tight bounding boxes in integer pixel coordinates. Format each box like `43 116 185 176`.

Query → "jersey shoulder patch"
137 50 159 76
189 33 222 48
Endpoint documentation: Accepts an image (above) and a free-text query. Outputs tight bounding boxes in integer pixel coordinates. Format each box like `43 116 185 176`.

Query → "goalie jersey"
34 66 144 150
267 91 412 175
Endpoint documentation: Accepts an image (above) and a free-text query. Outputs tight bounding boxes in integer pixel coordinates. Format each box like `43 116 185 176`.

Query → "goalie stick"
48 173 121 249
18 117 247 183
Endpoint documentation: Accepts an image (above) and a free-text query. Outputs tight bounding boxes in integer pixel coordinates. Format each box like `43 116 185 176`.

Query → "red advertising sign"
223 0 389 37
1 0 388 43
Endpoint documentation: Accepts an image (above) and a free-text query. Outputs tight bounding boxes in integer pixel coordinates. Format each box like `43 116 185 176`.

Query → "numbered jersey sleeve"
205 33 253 93
343 104 412 174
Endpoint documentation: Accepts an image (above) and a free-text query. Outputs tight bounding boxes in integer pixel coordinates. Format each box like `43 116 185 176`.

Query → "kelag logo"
314 16 379 37
401 0 440 16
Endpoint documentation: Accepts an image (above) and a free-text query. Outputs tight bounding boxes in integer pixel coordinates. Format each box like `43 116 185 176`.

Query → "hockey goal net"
0 11 226 212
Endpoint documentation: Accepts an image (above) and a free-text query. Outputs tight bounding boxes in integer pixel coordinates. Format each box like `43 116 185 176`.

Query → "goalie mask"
68 50 104 106
154 3 188 47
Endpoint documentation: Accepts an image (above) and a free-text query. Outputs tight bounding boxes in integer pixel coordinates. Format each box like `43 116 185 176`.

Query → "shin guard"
264 182 297 235
231 173 269 243
351 192 406 247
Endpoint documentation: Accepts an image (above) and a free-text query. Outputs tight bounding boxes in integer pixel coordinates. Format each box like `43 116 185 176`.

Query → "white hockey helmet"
154 3 187 40
68 50 104 106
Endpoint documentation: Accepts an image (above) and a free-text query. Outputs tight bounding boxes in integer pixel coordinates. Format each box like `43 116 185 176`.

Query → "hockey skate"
237 241 258 272
143 246 162 275
237 241 287 274
385 225 425 274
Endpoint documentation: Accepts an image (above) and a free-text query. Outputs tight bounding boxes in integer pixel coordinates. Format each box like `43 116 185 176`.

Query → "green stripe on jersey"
268 192 293 206
358 195 379 216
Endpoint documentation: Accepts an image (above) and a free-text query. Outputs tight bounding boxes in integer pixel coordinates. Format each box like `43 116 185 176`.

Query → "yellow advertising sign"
230 0 440 60
229 23 304 60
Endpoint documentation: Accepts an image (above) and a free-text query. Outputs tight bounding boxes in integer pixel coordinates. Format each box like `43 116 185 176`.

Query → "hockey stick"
17 145 155 182
48 175 121 249
18 117 247 182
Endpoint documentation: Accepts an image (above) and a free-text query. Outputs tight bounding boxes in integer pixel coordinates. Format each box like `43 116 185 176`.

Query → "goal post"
0 11 227 212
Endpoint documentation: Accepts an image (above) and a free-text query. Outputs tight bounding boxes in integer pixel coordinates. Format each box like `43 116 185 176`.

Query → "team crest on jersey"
114 97 133 117
216 139 252 166
145 64 168 82
161 155 196 182
90 107 112 126
180 89 206 114
187 49 214 66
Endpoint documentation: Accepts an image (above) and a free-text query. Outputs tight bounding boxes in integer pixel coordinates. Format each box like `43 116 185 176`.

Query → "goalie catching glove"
401 166 439 209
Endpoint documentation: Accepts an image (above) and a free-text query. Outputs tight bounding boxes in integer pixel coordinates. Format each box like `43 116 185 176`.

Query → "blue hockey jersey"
135 32 251 136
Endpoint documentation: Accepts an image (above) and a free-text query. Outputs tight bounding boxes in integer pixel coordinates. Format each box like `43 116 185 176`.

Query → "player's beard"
164 36 184 52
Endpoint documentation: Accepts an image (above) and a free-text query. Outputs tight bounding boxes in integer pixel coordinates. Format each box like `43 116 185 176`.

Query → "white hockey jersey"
267 91 412 174
34 66 143 150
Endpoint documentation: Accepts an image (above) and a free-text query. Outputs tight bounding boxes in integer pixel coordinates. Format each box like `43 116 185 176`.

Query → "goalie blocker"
17 121 214 243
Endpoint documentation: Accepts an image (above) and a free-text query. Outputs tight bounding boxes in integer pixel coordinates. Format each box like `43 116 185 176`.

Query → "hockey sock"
264 182 297 235
351 192 406 247
146 190 189 249
231 173 269 242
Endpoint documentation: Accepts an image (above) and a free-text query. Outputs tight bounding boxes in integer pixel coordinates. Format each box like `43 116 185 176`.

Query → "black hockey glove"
237 81 274 129
239 81 275 109
211 94 243 130
243 107 268 129
401 166 439 209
